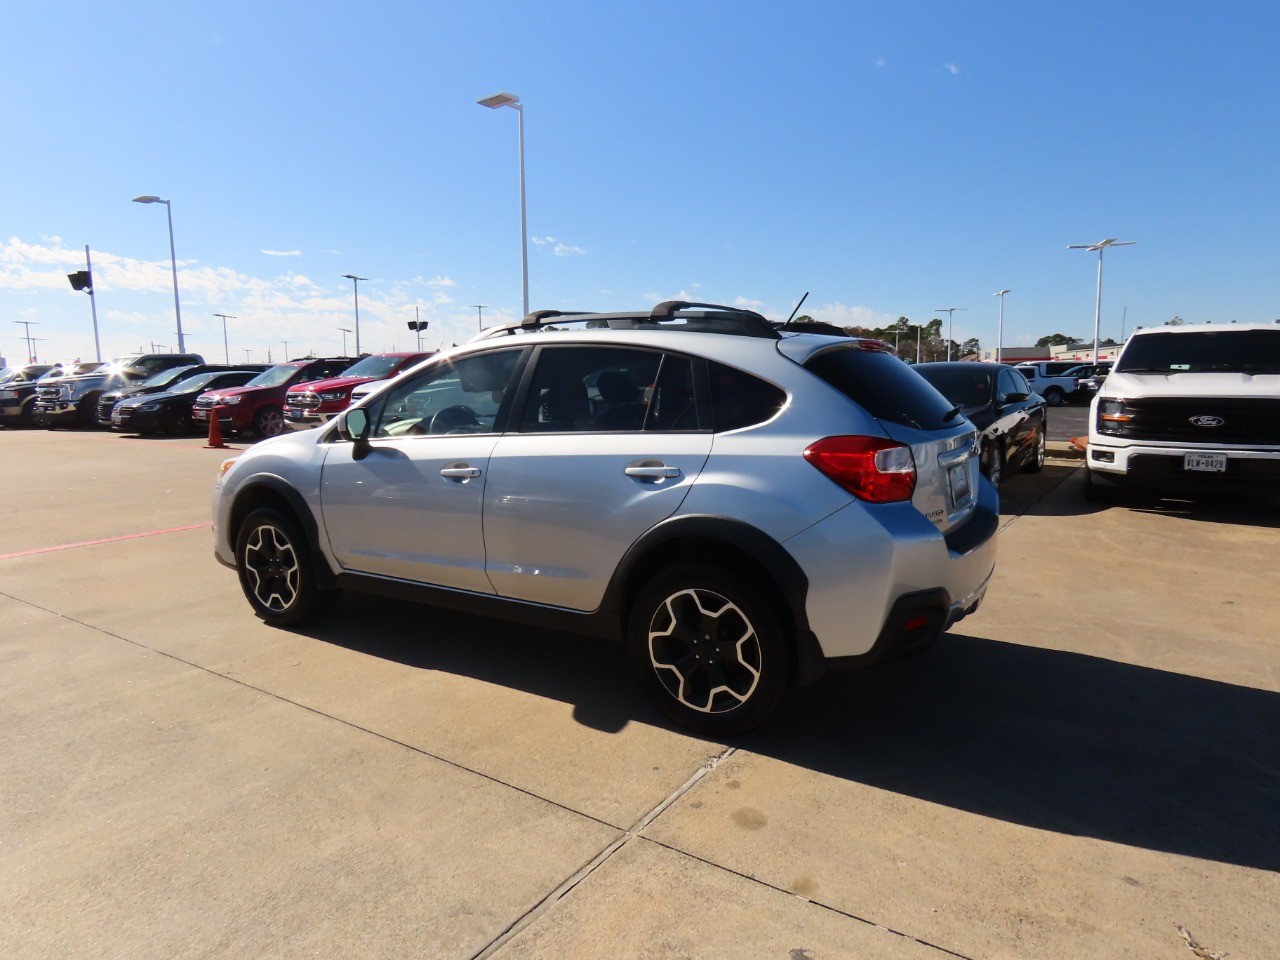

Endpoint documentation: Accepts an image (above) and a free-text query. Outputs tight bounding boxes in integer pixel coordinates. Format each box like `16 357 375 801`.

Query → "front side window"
370 350 522 438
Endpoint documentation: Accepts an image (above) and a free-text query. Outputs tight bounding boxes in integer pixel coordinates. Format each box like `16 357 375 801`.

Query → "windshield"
339 355 404 379
913 366 995 407
246 364 302 388
168 372 224 393
1117 330 1280 374
141 365 195 388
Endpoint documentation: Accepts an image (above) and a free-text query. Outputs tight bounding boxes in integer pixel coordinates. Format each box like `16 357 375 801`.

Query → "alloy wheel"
647 588 762 714
243 524 300 612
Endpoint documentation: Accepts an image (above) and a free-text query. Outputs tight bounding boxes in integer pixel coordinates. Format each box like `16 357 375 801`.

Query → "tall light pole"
213 314 236 364
993 290 1011 363
935 307 965 361
1068 238 1136 363
66 247 102 362
280 340 290 360
337 327 352 355
13 320 40 362
470 304 488 331
132 196 186 353
477 92 529 316
340 274 367 355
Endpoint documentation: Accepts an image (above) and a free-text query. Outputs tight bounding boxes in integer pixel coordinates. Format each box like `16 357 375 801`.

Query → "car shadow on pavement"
751 633 1280 873
300 592 648 734
299 596 1278 872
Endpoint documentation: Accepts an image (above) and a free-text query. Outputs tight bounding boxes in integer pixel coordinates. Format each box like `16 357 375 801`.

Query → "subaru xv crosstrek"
212 302 998 734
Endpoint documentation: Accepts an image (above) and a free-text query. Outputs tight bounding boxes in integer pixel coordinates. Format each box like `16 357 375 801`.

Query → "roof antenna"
781 291 810 329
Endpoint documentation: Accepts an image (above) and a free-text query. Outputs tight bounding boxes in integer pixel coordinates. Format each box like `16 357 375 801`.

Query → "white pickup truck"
1085 320 1280 498
1013 362 1090 407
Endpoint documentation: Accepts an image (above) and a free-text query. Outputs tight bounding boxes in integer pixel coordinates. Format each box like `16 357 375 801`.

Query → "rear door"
482 345 712 611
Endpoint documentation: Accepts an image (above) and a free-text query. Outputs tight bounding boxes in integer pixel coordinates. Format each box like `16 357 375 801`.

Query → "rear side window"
708 361 786 431
806 349 958 431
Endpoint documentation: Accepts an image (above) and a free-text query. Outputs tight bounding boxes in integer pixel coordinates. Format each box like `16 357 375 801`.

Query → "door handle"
624 464 681 480
440 466 481 479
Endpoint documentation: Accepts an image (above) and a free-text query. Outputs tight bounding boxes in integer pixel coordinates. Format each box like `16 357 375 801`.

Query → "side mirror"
339 407 372 459
1002 391 1030 404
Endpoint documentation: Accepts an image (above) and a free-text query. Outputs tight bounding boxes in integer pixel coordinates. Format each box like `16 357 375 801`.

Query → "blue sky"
3 1 1278 366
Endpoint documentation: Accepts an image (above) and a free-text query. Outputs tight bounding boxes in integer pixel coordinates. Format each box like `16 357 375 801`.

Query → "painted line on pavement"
0 522 211 561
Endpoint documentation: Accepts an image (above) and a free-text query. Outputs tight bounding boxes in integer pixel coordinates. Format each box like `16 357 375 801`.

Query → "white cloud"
875 57 886 67
262 249 302 257
553 243 586 257
943 62 961 75
427 276 455 287
808 302 899 330
733 295 765 309
531 236 556 246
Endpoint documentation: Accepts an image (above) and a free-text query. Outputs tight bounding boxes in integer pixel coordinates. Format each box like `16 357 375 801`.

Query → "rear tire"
235 507 338 626
628 565 791 736
1043 387 1064 407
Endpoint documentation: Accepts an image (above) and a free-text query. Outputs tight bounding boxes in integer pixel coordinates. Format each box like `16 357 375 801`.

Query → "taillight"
803 436 917 503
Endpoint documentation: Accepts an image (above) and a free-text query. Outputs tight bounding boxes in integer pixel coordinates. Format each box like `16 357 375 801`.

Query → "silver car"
212 302 997 734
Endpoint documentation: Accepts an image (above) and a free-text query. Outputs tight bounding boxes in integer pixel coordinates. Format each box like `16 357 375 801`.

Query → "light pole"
477 92 529 316
1068 238 1136 363
993 290 1011 363
935 307 965 361
280 340 290 360
132 196 186 353
214 314 236 364
340 274 367 355
65 247 102 362
244 348 253 364
13 321 40 362
470 304 488 331
337 327 352 355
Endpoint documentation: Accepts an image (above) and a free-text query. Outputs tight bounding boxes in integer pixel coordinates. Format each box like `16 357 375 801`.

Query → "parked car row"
0 351 435 439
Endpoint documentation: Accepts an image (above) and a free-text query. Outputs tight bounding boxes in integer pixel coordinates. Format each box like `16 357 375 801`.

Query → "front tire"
253 405 284 438
980 440 1004 488
628 565 791 736
1022 422 1047 473
1043 387 1064 407
235 507 337 626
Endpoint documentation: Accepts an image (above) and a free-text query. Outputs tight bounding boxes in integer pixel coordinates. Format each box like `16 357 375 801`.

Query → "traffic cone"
205 405 227 449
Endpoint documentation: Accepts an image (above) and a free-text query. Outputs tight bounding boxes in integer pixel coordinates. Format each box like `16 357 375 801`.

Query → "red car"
283 351 433 431
192 357 359 438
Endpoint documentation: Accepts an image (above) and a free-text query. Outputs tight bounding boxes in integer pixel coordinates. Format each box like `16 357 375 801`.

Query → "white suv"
1086 320 1280 498
212 302 998 734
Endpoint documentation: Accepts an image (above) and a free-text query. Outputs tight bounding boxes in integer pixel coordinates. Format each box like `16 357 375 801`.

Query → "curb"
1047 440 1086 461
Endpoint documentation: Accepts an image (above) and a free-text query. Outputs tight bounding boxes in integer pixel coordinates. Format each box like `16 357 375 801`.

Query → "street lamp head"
341 274 368 282
994 289 1011 296
477 92 521 110
132 195 167 205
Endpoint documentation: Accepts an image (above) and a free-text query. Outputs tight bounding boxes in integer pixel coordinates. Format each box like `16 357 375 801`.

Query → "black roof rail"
475 301 797 341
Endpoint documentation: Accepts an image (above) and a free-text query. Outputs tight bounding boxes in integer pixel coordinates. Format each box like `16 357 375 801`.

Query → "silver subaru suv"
212 302 998 734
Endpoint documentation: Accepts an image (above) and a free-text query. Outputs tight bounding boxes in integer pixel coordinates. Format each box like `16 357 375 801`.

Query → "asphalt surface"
2 426 1276 960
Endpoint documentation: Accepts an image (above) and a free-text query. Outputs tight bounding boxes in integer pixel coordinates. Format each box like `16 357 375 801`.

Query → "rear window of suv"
805 349 958 431
1117 330 1280 374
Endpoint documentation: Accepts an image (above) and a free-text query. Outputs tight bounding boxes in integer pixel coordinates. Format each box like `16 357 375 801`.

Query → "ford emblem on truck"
1189 415 1225 427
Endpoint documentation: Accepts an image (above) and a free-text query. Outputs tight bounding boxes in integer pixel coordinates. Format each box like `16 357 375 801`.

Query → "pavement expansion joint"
469 746 738 960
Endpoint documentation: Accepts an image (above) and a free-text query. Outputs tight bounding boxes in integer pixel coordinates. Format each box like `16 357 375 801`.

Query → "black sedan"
913 362 1047 487
110 370 261 435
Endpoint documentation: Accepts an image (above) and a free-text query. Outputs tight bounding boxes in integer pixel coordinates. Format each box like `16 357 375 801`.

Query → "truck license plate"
1184 453 1226 473
193 409 207 421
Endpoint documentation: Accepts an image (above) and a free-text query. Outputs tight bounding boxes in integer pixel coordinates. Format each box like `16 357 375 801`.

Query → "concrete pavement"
1 428 1276 959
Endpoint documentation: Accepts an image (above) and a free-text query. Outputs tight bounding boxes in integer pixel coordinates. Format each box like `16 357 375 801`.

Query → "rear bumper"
783 477 999 661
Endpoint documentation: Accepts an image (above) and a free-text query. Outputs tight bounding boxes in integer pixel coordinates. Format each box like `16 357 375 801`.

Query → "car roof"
1129 320 1280 336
